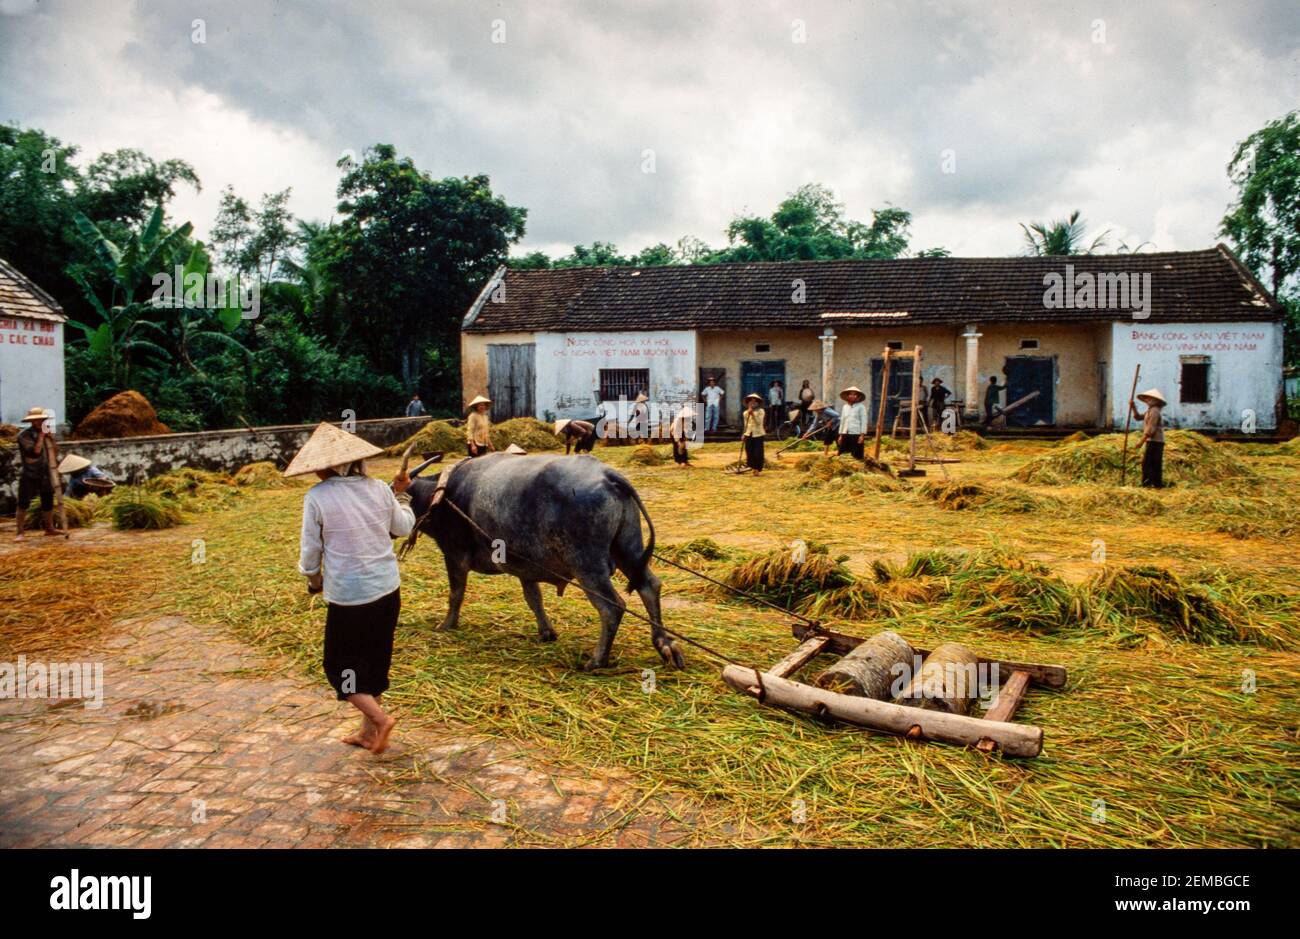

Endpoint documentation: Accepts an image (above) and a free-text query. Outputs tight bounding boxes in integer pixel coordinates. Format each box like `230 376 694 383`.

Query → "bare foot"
341 731 372 747
366 715 397 755
14 532 25 543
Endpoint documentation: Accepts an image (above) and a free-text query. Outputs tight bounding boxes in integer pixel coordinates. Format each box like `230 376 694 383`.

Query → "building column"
962 323 982 418
819 329 837 403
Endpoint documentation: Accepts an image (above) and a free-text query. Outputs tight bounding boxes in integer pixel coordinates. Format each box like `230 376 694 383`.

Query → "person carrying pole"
13 406 63 542
1130 388 1167 488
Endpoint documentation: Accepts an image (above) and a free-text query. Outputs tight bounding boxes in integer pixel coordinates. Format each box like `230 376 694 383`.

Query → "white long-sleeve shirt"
838 401 869 436
297 475 416 606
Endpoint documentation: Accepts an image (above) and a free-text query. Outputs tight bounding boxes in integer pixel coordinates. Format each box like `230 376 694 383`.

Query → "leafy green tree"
75 148 200 231
323 144 526 399
1020 210 1110 256
1220 111 1300 365
709 184 914 262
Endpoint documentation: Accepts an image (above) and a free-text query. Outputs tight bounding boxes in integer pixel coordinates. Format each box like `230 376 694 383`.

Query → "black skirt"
837 434 865 460
672 438 690 464
323 589 401 700
744 435 765 470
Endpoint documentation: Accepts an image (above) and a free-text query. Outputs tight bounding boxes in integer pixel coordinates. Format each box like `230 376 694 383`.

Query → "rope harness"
396 464 816 675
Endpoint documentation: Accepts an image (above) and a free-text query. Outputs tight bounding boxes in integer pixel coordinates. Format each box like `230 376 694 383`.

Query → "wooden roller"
815 630 913 699
894 642 980 715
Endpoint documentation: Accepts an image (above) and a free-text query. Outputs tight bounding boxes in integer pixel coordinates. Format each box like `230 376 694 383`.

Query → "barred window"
599 368 649 401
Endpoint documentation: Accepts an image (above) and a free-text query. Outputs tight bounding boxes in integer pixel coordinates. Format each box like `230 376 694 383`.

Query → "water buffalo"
404 452 683 671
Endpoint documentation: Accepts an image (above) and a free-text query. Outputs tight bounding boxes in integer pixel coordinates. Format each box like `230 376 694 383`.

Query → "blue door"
1003 356 1055 426
740 360 786 422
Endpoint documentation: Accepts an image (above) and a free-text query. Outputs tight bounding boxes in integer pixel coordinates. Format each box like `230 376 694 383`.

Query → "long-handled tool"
238 415 288 469
776 417 831 458
1119 364 1141 485
44 424 68 539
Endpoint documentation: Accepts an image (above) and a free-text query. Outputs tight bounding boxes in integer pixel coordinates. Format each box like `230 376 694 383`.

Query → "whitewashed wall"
534 330 697 424
1110 321 1282 430
0 316 65 427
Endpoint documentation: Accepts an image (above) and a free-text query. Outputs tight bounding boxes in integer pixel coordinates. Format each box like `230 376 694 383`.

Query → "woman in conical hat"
1130 388 1167 488
58 454 115 499
669 404 696 468
808 399 840 456
288 421 415 755
836 386 869 460
465 394 493 458
741 393 766 475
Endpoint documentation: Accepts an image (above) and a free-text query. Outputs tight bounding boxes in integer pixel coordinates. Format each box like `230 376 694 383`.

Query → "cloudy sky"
2 0 1297 259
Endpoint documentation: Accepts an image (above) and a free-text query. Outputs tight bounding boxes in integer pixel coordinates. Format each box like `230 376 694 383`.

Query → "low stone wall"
1 416 431 513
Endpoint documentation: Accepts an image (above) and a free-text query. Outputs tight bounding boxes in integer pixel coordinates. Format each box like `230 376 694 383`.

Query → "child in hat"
741 392 766 474
465 395 494 457
287 422 415 755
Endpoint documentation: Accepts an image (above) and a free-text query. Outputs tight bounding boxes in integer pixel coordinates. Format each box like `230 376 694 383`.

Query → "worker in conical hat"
669 404 696 468
465 394 493 458
1131 388 1167 488
288 421 414 755
741 392 766 475
58 453 115 499
555 417 597 454
807 399 840 456
14 406 61 542
837 386 868 460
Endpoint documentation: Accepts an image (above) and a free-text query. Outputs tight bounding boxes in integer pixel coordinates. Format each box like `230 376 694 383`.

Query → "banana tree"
141 242 250 373
70 204 193 386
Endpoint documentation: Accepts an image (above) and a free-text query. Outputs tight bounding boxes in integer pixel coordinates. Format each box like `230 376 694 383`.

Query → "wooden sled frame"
720 624 1068 758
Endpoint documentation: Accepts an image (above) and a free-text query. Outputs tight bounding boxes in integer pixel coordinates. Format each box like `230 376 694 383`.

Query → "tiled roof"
0 258 66 323
463 245 1280 333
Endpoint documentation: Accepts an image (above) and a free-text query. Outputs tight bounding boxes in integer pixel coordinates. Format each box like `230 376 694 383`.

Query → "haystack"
72 390 170 439
628 445 664 465
1014 430 1253 487
385 420 465 456
490 418 563 451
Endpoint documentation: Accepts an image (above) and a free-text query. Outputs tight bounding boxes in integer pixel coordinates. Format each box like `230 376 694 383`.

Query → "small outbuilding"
460 245 1284 432
0 257 67 428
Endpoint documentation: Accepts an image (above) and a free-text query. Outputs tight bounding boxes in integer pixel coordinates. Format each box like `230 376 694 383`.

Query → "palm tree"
1020 210 1111 256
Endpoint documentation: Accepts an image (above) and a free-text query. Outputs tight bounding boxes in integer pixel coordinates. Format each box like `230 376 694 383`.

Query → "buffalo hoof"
435 616 460 632
656 639 686 669
582 655 610 672
538 628 558 643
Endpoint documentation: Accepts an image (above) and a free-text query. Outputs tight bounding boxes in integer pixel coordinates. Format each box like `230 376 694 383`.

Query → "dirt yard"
2 436 1297 847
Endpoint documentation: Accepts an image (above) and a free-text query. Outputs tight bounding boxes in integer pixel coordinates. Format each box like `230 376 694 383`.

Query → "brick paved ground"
0 614 704 848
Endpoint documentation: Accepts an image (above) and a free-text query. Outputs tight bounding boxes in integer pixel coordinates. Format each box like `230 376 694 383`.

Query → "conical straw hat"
466 395 491 411
808 400 830 411
839 385 865 402
554 419 571 434
504 443 527 454
58 454 92 474
1136 388 1167 406
283 422 383 477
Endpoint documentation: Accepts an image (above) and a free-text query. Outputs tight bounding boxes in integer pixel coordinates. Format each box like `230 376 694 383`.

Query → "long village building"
460 246 1284 433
